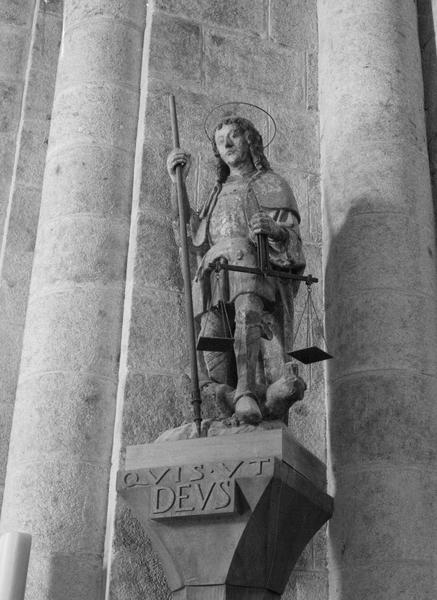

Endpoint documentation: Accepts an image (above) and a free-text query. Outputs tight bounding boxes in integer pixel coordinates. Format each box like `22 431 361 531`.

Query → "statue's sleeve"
266 209 306 272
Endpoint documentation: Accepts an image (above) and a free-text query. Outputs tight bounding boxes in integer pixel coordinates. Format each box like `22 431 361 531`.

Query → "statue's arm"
167 149 192 224
251 209 305 271
272 209 305 271
249 209 291 244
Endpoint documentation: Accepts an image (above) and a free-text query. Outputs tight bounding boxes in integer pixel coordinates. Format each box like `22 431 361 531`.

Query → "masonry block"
329 372 437 468
270 0 317 51
134 211 183 292
10 371 117 464
326 289 437 380
15 119 50 186
0 80 21 133
149 13 202 87
41 146 133 222
129 286 187 374
64 0 146 28
270 108 319 173
49 84 138 153
155 0 266 35
59 18 143 90
31 216 129 287
121 371 192 447
21 286 124 379
0 0 35 27
204 31 305 104
2 461 109 554
0 24 28 77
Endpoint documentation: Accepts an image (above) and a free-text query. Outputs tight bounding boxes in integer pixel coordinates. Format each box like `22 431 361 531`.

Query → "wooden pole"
168 95 202 436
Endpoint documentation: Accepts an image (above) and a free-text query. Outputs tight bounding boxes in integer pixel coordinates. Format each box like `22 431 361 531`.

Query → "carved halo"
203 101 277 148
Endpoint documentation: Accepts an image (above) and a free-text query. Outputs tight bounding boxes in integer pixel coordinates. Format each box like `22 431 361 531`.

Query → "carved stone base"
117 428 333 598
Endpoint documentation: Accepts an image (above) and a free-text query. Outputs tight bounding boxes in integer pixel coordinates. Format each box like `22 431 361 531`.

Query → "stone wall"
107 1 327 598
0 0 63 510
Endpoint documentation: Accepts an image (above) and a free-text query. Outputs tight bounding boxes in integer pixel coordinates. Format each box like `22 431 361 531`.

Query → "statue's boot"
234 395 262 424
233 294 263 424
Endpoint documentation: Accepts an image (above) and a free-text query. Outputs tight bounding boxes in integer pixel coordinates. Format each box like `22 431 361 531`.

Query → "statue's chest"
209 183 249 241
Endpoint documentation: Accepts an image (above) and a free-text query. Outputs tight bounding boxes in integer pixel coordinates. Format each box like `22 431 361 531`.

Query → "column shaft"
0 1 146 598
319 0 437 598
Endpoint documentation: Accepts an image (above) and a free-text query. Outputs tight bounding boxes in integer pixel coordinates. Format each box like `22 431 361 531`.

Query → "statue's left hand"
250 211 285 241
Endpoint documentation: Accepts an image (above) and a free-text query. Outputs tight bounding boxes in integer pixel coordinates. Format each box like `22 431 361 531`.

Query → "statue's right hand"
167 149 192 183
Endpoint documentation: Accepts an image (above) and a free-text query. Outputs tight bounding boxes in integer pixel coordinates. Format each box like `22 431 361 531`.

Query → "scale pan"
288 346 333 364
197 336 235 352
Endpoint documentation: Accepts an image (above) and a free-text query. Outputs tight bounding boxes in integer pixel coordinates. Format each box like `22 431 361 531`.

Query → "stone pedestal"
118 428 333 599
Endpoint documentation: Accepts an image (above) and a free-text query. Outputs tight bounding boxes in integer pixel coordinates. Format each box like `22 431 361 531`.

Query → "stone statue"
167 110 306 425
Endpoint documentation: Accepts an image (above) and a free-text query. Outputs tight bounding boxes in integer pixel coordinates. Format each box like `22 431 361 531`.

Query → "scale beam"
209 261 319 285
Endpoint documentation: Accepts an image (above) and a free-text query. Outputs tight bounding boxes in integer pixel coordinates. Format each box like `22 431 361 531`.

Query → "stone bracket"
117 429 333 598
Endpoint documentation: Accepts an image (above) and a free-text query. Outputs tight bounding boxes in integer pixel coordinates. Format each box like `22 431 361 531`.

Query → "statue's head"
211 116 271 182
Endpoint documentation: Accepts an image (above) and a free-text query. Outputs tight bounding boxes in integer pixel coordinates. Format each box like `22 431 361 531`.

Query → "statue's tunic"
191 169 305 319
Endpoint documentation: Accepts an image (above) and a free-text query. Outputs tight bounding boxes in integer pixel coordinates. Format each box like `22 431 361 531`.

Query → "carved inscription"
121 457 274 519
151 479 234 517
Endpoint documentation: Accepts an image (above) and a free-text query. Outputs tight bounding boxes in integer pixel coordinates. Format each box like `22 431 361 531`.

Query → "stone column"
0 1 146 598
0 0 63 511
318 1 437 599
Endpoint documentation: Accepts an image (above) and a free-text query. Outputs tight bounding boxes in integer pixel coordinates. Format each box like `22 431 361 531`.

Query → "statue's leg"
233 293 264 424
261 301 289 383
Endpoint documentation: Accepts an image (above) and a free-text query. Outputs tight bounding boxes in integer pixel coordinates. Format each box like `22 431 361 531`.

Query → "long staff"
168 95 202 436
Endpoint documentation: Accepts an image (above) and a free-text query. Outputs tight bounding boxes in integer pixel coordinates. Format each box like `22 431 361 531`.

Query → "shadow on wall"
323 171 437 595
418 0 437 232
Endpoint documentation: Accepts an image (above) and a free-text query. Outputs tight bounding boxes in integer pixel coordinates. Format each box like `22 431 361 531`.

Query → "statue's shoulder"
252 170 300 221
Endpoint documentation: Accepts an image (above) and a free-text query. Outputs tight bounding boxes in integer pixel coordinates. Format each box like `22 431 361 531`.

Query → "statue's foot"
234 396 262 425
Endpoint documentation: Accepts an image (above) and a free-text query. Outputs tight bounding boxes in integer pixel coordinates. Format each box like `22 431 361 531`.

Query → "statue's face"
214 123 251 168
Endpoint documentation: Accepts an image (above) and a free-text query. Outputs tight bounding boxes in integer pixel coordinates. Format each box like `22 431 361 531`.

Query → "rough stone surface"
270 0 318 51
319 1 437 599
0 5 147 600
41 145 134 221
155 0 266 34
121 371 192 446
0 5 35 236
204 31 305 104
24 552 104 600
0 0 63 534
330 562 436 600
330 467 435 565
330 372 437 468
418 0 437 246
2 461 109 554
149 13 202 87
64 0 146 27
0 0 34 27
20 287 124 379
109 503 169 600
31 217 129 288
59 19 144 89
10 372 117 464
